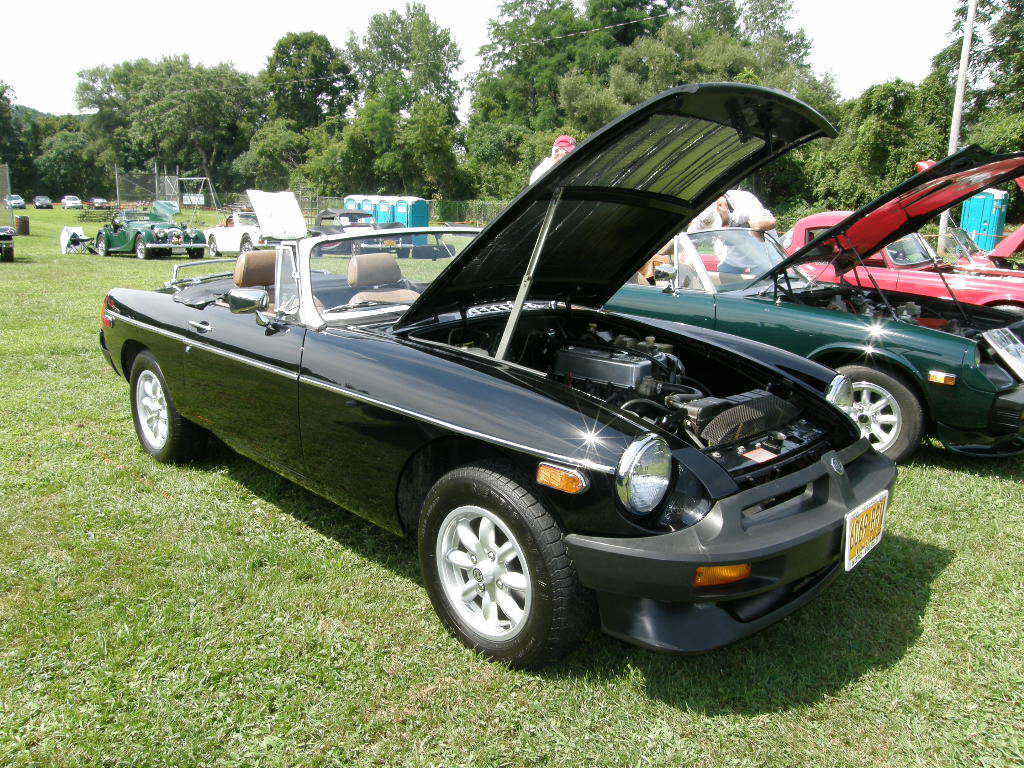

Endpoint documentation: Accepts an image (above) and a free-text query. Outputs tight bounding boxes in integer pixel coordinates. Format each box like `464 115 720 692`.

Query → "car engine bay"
412 312 848 483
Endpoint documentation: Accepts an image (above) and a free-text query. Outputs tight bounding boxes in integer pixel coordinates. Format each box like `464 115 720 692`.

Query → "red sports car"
783 210 1024 317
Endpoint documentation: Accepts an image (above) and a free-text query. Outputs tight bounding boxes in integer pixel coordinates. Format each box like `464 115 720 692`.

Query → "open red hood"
768 146 1024 279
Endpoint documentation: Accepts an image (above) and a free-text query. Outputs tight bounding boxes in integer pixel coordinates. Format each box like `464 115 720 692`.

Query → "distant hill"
12 104 85 128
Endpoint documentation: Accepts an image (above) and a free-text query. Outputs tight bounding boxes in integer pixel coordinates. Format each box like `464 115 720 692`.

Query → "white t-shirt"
529 156 558 185
686 190 777 269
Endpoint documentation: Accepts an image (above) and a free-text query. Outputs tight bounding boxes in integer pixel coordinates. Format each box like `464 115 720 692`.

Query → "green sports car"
95 201 207 260
607 148 1024 462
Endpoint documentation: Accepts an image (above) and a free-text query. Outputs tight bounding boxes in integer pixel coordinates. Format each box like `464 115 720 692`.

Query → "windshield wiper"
322 300 392 313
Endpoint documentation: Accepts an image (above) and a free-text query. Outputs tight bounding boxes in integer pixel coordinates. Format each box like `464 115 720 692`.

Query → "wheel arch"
809 345 932 424
120 339 147 381
395 435 548 537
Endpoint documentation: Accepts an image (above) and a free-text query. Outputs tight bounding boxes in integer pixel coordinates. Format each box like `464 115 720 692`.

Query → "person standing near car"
529 135 577 184
687 190 777 274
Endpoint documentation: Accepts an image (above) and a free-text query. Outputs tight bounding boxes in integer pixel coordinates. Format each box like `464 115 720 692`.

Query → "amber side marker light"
928 370 957 386
694 563 752 588
536 463 588 494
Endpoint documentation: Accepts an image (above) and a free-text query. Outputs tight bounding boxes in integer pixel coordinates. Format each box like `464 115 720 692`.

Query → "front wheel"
419 463 593 668
186 248 204 259
838 364 924 462
135 234 148 260
130 351 206 463
96 232 107 256
239 235 253 253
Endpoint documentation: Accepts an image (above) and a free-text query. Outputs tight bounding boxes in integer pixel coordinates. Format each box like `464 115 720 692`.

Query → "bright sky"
2 0 955 116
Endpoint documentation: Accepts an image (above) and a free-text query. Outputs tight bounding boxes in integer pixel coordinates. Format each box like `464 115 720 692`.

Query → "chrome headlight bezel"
615 434 673 515
825 374 854 411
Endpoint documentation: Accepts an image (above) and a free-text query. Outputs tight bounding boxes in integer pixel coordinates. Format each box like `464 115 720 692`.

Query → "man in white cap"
529 135 577 185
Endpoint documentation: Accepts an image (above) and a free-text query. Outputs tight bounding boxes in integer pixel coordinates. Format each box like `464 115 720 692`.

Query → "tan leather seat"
347 252 419 304
234 249 276 288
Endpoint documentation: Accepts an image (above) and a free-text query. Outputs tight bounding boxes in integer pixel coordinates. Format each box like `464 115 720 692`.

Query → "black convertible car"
100 84 895 667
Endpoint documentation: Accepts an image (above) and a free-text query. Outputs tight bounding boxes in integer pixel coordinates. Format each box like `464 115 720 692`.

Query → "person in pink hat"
529 135 577 184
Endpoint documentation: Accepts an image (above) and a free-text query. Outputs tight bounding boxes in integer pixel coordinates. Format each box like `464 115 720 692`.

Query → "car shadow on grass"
907 440 1024 481
547 531 953 715
200 441 952 715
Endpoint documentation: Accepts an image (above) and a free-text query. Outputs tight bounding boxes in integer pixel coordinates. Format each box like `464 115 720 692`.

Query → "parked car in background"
608 147 1024 462
89 197 110 209
32 195 53 209
61 195 83 209
313 208 377 234
95 201 207 259
784 210 1024 317
99 84 896 667
4 194 25 209
203 210 264 257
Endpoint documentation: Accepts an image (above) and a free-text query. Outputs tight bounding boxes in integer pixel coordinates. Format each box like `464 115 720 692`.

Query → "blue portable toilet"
394 198 410 227
961 189 1009 250
359 196 377 216
375 197 395 224
343 195 361 211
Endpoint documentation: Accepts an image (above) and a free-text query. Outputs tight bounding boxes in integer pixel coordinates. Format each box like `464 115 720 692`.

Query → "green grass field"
1 208 1022 767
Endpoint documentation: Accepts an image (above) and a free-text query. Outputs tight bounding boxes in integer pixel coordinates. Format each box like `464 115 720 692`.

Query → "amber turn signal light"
928 370 957 386
536 463 588 494
693 563 752 588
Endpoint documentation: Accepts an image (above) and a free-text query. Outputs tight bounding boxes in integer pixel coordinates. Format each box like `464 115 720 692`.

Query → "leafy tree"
264 32 356 131
234 119 308 189
0 82 36 194
35 129 106 196
348 3 462 118
77 56 259 185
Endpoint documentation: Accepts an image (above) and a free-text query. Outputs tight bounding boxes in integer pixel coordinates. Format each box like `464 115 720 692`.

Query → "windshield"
680 228 807 292
124 210 150 222
885 233 937 266
237 213 258 226
309 230 478 319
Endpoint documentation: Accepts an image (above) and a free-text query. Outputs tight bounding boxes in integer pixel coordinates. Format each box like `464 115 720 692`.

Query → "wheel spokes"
446 549 474 569
501 571 528 591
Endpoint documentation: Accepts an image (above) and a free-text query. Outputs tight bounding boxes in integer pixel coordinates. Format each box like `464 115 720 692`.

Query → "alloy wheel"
435 505 533 640
136 370 168 450
848 380 902 453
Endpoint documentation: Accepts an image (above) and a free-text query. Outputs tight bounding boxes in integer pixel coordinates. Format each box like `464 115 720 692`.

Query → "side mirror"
227 287 269 315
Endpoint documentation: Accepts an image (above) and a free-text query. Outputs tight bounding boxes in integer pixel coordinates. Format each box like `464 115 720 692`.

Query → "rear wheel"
239 235 253 253
186 248 203 259
130 351 206 463
96 232 107 256
207 235 219 257
838 364 924 462
135 234 147 260
419 462 593 668
990 303 1024 319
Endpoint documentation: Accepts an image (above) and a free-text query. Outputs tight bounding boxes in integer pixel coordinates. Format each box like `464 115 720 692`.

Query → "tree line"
1 0 1021 220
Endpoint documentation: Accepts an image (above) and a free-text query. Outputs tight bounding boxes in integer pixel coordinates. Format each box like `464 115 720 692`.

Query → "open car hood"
247 190 307 239
395 83 835 330
765 146 1024 281
150 200 180 222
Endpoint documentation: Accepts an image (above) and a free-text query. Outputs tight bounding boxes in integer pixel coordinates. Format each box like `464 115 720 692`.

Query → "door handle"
188 320 212 333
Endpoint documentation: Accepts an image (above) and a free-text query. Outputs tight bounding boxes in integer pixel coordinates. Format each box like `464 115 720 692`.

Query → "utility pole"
940 0 978 240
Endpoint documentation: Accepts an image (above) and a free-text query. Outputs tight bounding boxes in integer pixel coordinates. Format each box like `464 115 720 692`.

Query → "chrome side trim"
112 313 298 380
299 374 616 474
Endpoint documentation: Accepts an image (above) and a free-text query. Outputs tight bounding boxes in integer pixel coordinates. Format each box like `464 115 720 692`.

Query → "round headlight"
825 374 853 411
615 434 672 514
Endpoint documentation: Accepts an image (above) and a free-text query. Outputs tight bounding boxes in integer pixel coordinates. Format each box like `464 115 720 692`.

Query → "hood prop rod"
844 243 899 322
931 255 972 323
495 187 563 360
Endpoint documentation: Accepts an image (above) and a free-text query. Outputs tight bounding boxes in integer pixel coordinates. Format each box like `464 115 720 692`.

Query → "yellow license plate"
843 490 888 571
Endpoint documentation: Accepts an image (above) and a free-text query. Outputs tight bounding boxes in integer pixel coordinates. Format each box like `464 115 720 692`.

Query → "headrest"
347 252 402 288
233 249 276 288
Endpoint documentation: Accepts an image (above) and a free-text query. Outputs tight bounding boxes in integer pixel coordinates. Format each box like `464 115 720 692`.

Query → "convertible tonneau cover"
396 83 836 329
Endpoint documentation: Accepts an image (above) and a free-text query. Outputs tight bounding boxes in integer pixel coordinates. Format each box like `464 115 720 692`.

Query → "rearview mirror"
227 287 269 315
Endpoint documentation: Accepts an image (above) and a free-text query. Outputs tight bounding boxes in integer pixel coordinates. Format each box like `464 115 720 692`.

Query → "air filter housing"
683 389 800 447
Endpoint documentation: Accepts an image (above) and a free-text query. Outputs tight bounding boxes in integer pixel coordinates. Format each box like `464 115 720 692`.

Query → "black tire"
838 364 924 462
418 462 593 668
129 351 206 463
239 235 253 253
186 248 204 259
135 234 148 260
96 232 107 256
990 303 1024 319
207 235 218 257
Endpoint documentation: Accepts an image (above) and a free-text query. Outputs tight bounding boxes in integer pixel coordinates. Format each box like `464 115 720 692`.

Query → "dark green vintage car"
607 149 1024 462
95 201 207 260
